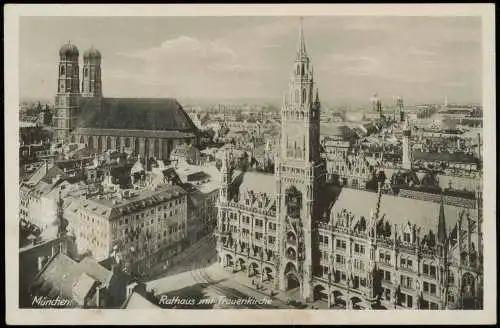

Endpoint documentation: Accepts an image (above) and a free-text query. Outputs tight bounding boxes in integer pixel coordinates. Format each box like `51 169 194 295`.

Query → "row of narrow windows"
60 66 98 78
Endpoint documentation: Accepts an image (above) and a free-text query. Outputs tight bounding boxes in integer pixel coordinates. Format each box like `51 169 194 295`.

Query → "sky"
19 16 482 106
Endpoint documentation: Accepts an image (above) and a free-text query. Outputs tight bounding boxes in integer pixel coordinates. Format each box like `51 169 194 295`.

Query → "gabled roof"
40 165 69 184
30 254 112 303
72 273 97 306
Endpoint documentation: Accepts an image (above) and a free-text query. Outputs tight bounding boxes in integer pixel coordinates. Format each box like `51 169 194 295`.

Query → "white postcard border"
4 3 496 325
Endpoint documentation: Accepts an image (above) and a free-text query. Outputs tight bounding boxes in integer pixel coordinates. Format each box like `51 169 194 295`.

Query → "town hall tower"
275 19 327 301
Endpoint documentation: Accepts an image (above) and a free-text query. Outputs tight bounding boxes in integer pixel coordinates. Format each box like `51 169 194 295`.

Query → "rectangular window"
423 264 429 275
430 266 437 278
430 284 436 295
384 271 391 281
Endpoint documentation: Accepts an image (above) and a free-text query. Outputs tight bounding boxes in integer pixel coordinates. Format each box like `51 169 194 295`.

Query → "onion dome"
59 41 79 59
83 45 101 60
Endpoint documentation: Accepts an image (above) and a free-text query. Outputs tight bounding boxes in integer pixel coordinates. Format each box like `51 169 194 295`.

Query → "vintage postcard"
4 3 496 325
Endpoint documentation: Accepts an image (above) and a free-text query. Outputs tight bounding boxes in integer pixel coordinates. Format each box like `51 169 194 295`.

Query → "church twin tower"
54 42 102 141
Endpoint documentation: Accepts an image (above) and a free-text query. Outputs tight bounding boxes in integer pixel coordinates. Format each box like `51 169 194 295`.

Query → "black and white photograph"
5 3 496 325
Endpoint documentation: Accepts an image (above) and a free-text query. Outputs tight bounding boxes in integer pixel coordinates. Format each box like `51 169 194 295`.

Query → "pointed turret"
219 150 233 203
437 194 447 245
296 17 307 59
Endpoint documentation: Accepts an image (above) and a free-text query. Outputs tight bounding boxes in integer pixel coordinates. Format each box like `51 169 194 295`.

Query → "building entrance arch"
313 285 328 302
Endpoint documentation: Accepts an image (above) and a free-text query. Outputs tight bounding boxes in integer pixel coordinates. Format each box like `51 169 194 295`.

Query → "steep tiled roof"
30 254 112 303
77 97 198 132
72 273 97 306
329 188 476 233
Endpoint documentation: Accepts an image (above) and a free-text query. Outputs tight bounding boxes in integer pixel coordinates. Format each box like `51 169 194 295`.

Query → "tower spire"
297 17 307 59
437 193 447 245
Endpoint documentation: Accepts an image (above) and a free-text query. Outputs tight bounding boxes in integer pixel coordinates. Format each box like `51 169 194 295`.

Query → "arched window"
154 139 160 158
116 137 121 150
106 137 112 150
295 89 299 103
125 138 131 148
301 63 305 76
60 66 65 76
302 88 307 104
134 138 140 155
84 68 88 78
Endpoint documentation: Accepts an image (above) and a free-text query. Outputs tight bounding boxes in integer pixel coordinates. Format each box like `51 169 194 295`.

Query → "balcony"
253 225 264 233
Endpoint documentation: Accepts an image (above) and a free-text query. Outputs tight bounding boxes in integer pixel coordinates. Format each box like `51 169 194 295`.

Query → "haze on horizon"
19 16 482 106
